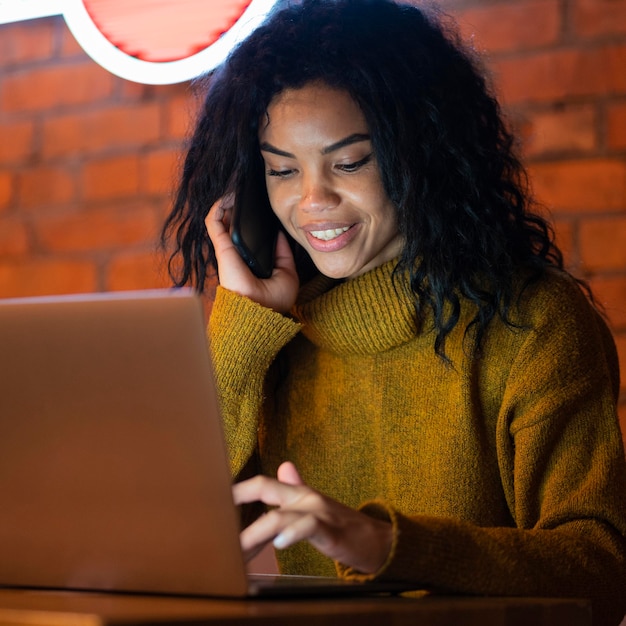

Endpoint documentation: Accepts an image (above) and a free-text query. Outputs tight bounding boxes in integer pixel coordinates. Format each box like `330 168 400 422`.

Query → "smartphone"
230 158 281 279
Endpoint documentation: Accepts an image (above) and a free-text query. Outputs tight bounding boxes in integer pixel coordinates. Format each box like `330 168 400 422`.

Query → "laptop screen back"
0 289 249 597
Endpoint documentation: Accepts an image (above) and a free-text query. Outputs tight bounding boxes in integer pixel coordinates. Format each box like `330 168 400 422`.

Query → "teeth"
310 227 350 241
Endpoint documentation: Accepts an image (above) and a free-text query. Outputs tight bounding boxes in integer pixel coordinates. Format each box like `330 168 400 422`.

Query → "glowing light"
0 0 280 84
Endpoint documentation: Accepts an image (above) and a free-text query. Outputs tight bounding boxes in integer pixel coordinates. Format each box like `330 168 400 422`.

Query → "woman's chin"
313 261 360 281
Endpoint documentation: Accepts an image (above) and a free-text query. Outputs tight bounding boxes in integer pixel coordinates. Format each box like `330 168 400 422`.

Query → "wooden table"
0 588 591 626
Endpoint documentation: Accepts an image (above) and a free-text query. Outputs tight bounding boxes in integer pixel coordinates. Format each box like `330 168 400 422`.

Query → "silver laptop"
0 289 409 598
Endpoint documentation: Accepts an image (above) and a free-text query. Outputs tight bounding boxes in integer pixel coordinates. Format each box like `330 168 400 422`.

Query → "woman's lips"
303 223 358 252
309 226 350 241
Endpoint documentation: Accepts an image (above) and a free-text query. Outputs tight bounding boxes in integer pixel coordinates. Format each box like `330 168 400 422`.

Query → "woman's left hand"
233 461 393 575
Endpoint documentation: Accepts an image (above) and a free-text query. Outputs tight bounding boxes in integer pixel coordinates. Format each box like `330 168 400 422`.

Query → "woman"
162 1 626 624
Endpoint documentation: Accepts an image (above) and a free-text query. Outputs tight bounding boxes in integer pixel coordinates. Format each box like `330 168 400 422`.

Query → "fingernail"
273 533 288 549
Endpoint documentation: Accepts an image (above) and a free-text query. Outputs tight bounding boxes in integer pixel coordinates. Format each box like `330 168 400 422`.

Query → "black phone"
229 158 281 279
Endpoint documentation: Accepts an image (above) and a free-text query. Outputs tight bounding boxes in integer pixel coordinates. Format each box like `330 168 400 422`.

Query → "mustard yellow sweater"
208 260 626 626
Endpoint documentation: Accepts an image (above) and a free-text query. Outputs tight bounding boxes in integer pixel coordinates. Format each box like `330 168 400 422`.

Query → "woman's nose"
298 173 340 213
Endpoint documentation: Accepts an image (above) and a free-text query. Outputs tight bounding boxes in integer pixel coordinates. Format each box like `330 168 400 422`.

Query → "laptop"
0 289 410 598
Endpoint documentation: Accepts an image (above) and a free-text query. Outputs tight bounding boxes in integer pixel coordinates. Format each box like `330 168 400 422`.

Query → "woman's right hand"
205 196 299 314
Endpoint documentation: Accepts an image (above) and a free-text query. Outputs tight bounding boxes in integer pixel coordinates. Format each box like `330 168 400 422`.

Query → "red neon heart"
82 0 253 62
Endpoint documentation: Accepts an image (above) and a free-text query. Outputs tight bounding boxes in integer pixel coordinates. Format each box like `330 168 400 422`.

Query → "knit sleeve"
337 276 626 626
207 286 301 479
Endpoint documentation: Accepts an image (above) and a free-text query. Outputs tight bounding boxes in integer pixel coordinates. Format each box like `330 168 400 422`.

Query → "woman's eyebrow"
260 133 371 158
322 133 371 155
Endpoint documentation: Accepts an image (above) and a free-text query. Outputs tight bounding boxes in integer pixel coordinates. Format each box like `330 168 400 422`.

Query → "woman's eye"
337 153 373 172
267 168 294 178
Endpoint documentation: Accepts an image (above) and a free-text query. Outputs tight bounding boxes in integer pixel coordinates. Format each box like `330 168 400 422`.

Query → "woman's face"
259 82 403 280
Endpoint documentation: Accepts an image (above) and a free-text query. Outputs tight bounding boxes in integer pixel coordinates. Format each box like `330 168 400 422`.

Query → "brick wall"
0 16 197 296
0 0 625 438
439 0 626 439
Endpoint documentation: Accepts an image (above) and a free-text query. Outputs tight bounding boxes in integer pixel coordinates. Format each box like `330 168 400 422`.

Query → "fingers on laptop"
233 463 393 574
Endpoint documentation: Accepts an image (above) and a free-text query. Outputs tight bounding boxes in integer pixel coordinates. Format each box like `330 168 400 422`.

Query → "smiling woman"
161 1 626 625
259 84 402 281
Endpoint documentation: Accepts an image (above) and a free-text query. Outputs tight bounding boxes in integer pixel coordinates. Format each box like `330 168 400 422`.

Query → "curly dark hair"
162 0 568 356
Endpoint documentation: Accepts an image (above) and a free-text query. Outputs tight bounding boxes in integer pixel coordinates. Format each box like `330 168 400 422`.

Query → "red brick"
0 259 98 298
166 93 201 140
82 155 141 201
579 217 626 272
16 166 75 209
521 105 597 158
1 64 115 113
588 275 626 329
455 0 561 54
494 44 626 105
35 205 160 253
0 121 35 165
60 23 85 58
618 402 626 451
119 83 152 105
573 0 626 39
120 82 183 103
143 148 182 195
607 102 626 151
0 20 56 65
606 45 626 94
528 159 626 213
0 173 12 211
0 216 29 256
552 218 577 269
105 251 173 291
614 332 626 394
41 104 162 158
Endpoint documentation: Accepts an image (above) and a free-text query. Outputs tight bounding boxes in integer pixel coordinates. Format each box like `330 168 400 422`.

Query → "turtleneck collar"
291 259 421 356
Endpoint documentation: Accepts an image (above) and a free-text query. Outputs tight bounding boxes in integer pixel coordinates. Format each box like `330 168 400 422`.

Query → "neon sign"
0 0 280 84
